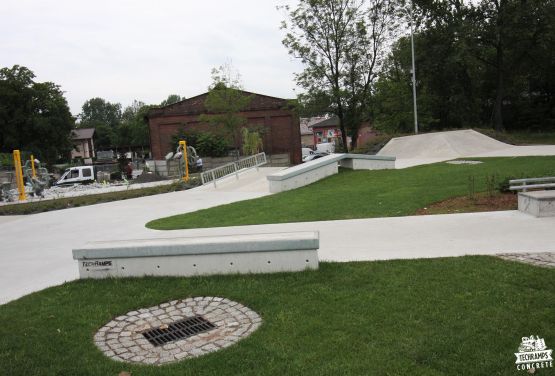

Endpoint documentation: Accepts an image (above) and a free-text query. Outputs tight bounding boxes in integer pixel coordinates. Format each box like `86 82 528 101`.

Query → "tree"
199 64 253 156
281 0 399 150
120 100 152 147
160 94 184 106
469 0 555 131
78 97 122 149
0 65 74 163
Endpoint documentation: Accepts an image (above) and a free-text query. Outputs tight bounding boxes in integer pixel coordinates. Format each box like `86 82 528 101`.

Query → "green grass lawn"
0 257 553 375
147 156 555 230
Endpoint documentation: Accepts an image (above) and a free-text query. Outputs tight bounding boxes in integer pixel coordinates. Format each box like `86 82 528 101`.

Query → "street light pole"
410 0 419 134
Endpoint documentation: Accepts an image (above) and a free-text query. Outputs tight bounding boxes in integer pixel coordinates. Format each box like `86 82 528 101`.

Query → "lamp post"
410 0 419 134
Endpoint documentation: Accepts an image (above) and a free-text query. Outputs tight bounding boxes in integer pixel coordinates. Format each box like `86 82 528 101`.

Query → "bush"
196 133 228 157
172 131 229 158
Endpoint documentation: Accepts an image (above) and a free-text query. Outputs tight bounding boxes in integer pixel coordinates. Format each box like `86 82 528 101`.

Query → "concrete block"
73 232 319 279
266 153 395 193
339 154 395 170
518 191 555 217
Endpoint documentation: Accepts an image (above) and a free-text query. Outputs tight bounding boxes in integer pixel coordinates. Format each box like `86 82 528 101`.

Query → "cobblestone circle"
497 252 555 269
93 297 262 365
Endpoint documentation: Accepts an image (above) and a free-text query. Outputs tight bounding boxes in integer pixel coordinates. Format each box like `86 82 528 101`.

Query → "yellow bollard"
12 150 26 201
30 154 37 178
179 140 189 182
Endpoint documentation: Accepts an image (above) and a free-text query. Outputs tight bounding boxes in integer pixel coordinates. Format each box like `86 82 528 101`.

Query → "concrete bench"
518 190 555 217
267 153 395 193
72 232 319 279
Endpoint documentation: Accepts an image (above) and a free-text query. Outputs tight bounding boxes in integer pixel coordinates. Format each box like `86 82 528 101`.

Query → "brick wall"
147 92 302 164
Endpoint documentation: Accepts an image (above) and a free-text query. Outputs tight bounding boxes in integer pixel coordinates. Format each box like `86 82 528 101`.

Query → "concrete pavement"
1 163 554 304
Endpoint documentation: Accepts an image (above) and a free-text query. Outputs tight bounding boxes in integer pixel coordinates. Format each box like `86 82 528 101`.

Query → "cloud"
0 0 302 114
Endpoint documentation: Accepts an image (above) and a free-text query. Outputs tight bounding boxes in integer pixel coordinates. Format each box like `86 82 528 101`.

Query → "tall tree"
120 100 152 147
281 0 399 150
199 64 253 156
78 97 122 149
0 65 74 163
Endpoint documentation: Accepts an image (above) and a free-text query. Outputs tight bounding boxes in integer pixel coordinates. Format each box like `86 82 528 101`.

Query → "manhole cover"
93 297 261 365
142 316 216 347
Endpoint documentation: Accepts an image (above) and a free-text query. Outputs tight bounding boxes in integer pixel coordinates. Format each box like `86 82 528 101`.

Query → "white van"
55 166 96 185
316 142 335 154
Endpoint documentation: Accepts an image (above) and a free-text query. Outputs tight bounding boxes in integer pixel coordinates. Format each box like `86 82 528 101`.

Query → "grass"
0 180 198 216
0 257 553 375
147 156 555 230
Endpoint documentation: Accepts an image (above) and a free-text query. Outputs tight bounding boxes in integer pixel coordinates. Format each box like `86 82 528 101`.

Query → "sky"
0 0 302 115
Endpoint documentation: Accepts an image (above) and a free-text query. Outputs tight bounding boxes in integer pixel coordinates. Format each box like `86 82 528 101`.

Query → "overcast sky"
1 0 301 115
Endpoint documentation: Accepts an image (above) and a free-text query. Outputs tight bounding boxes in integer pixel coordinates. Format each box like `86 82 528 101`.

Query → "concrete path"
0 167 280 304
2 165 554 304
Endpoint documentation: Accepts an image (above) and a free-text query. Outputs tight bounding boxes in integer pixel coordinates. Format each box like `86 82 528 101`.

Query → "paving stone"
93 296 261 365
175 352 189 360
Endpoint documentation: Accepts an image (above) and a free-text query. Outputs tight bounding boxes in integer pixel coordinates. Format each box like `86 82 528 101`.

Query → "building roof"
300 117 328 135
71 128 95 140
308 116 339 128
147 90 293 118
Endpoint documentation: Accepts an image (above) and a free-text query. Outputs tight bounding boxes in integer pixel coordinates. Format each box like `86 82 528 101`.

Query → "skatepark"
1 130 555 305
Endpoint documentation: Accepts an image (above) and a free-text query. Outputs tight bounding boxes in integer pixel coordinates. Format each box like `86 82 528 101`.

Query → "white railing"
201 152 267 187
509 176 555 192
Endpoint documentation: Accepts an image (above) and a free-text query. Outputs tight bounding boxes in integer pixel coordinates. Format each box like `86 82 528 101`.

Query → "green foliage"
196 133 228 157
79 97 121 129
241 128 263 156
172 131 229 157
78 98 152 149
160 94 184 107
199 64 253 155
1 257 553 375
281 0 400 150
0 65 74 164
374 0 555 133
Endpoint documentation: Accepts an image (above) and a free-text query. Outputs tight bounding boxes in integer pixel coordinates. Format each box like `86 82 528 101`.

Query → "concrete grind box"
72 232 319 279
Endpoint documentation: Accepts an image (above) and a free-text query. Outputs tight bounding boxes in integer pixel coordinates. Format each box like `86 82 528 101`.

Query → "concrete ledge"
339 154 395 170
518 191 555 217
72 232 319 279
267 153 395 193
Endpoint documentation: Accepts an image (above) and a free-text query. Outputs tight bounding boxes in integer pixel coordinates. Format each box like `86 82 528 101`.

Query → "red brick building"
146 91 301 164
309 116 377 149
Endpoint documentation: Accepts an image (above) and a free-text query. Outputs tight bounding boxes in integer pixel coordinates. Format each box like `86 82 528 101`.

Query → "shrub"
172 131 229 157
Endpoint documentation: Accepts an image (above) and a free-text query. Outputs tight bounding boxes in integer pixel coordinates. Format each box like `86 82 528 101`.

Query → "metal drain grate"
141 316 216 347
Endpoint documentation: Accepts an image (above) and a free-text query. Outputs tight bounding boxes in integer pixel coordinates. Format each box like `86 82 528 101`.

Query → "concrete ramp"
377 130 508 159
377 129 555 168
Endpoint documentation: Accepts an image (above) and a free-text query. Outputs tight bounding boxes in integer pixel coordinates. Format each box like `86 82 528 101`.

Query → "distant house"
70 128 95 159
146 90 302 164
299 117 327 148
309 116 377 149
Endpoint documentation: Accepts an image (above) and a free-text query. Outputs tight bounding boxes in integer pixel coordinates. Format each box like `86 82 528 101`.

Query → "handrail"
200 152 267 187
509 176 555 192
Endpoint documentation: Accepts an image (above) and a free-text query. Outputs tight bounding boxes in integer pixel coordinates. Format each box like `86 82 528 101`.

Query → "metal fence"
200 152 267 187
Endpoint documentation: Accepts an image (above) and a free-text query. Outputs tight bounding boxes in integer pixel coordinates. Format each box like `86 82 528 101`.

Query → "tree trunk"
493 43 504 132
350 129 359 151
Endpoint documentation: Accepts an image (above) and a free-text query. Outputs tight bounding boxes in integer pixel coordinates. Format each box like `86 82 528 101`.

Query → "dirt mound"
132 172 169 184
